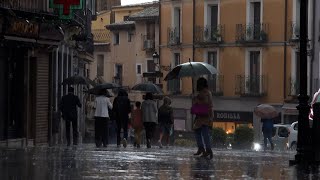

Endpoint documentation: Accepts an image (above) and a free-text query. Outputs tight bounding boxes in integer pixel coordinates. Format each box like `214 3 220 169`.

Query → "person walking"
157 96 174 148
141 92 158 148
192 77 213 159
59 87 82 146
132 101 143 148
262 118 274 151
94 89 113 148
113 89 131 148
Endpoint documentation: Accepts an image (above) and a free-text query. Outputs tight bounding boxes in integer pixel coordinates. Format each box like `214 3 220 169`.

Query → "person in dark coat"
262 118 274 150
113 89 131 147
59 87 82 146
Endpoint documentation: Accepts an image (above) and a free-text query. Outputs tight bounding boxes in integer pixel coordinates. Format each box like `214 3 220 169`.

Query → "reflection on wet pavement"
0 144 319 179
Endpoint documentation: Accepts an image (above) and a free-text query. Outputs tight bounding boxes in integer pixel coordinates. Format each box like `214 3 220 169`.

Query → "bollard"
312 102 320 163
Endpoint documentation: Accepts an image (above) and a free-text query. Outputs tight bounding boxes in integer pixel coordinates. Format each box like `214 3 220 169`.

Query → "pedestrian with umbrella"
164 60 217 159
93 89 113 148
254 104 278 151
113 89 131 148
141 92 158 148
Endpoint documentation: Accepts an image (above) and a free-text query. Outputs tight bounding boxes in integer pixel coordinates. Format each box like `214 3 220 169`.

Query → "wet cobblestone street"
0 144 319 179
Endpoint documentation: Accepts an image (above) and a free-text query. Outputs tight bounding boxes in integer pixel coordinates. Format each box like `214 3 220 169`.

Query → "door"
207 52 217 92
249 51 261 94
0 48 7 140
115 64 123 85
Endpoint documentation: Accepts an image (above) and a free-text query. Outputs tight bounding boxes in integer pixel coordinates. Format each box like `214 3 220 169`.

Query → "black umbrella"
87 83 121 95
62 75 96 86
164 61 217 81
85 88 113 97
132 83 163 94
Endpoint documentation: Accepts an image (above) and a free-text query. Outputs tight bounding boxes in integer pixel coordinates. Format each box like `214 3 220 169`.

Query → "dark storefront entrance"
0 47 28 140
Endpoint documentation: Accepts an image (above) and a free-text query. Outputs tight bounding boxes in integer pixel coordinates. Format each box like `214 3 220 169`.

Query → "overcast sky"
121 0 158 6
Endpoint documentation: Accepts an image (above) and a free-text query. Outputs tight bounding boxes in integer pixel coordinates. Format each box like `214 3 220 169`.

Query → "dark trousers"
144 122 156 142
263 131 273 149
117 118 128 145
195 125 212 149
65 118 78 145
95 117 109 147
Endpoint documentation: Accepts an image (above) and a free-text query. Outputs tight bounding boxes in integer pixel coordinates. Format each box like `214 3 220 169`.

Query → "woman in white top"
94 89 113 147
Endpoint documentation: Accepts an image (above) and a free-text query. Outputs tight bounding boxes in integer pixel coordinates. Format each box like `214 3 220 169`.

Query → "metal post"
292 0 312 164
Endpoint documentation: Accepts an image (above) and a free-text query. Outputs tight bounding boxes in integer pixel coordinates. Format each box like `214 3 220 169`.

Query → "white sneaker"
122 138 127 148
158 140 163 148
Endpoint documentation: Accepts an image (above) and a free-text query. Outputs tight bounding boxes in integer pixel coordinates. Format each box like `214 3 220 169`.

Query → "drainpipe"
192 0 195 62
283 0 288 100
310 0 316 94
159 1 161 84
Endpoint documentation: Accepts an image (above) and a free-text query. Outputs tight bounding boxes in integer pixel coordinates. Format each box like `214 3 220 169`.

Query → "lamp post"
153 52 160 84
291 0 312 165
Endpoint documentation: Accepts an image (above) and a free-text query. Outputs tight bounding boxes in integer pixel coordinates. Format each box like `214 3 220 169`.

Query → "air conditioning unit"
144 40 154 49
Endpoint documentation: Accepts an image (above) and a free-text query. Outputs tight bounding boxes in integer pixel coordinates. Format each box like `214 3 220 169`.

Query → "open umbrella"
164 61 217 81
62 75 96 86
87 83 121 95
254 104 278 119
132 83 163 94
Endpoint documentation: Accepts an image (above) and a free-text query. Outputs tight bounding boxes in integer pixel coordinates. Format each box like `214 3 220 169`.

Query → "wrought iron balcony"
142 35 155 51
235 75 267 97
167 27 180 46
288 77 300 96
92 29 111 43
208 75 224 96
236 23 268 43
195 25 224 45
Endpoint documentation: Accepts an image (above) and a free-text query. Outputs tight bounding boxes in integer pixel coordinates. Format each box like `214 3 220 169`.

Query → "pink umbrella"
254 104 278 119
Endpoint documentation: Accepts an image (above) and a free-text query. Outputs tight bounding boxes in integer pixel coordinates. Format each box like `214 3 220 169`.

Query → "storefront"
213 111 254 134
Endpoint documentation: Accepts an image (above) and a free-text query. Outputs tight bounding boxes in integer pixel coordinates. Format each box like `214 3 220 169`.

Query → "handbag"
191 103 209 116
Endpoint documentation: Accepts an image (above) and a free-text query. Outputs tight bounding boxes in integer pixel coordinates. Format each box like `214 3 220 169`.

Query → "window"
278 127 289 138
114 64 123 85
128 32 133 42
168 53 181 93
123 15 129 21
147 60 156 83
248 51 261 94
113 32 119 45
207 51 218 92
97 54 104 76
136 64 142 75
248 1 262 40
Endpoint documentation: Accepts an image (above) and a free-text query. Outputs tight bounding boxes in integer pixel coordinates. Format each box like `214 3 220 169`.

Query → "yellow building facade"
160 0 302 134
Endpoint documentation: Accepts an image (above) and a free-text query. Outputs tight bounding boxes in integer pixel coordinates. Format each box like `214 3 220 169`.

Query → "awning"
77 51 94 62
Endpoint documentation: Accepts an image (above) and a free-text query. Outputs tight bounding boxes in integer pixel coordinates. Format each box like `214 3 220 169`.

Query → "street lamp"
153 51 160 65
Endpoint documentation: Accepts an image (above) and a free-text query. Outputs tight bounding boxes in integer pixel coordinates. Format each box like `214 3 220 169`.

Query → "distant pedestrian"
113 89 131 148
192 77 213 159
94 89 113 148
262 118 274 150
132 101 143 148
141 92 158 148
59 87 82 146
157 96 174 148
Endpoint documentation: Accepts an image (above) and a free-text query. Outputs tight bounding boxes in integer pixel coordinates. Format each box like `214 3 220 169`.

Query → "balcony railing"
0 0 49 12
167 27 180 46
235 75 267 97
208 75 224 96
195 25 224 45
288 77 300 96
142 35 155 51
236 23 268 43
92 29 111 43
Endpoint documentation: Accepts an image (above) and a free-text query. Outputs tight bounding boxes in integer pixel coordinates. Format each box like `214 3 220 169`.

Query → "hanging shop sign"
5 19 39 38
214 110 253 123
39 23 64 41
49 0 84 20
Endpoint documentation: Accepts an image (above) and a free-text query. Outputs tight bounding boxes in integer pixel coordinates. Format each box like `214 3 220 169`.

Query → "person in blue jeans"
262 118 274 150
192 77 213 159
